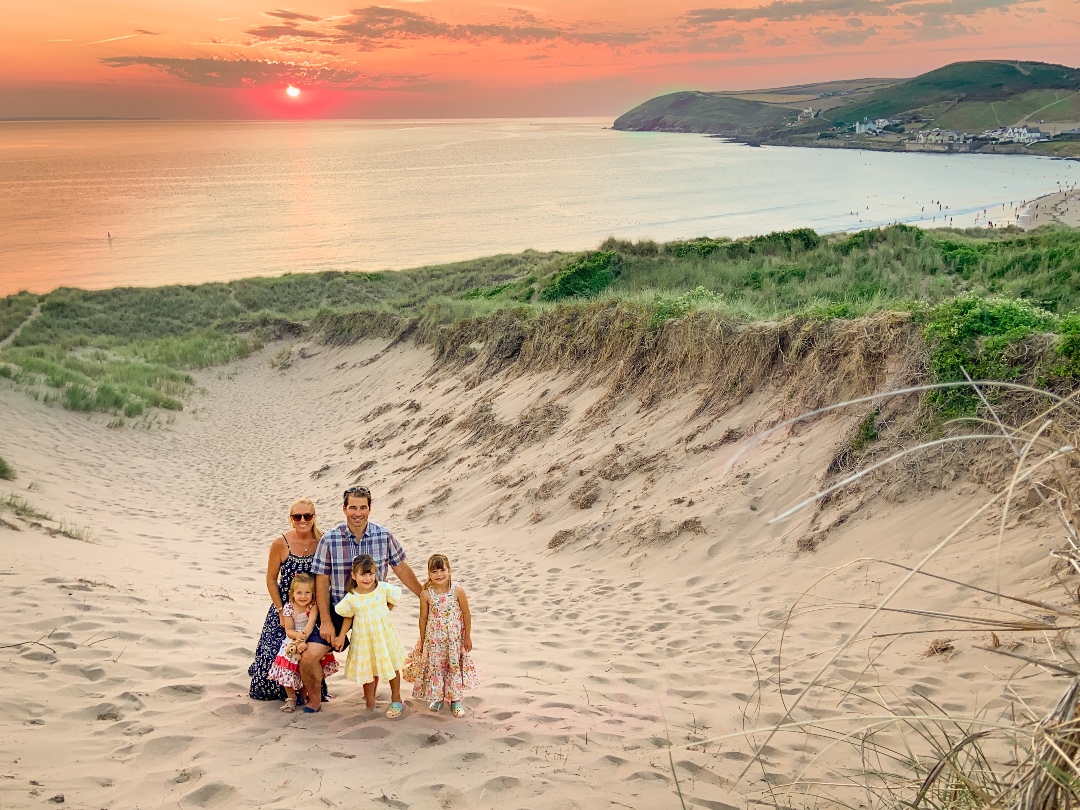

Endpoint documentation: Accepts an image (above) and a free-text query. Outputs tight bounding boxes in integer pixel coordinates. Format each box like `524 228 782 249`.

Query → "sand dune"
0 336 1070 809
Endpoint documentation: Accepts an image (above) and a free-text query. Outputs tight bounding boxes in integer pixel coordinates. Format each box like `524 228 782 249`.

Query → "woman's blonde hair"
423 553 452 590
288 572 315 603
289 497 322 542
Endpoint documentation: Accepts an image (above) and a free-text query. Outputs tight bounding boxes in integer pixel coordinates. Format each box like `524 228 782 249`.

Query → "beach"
1020 188 1080 228
1 329 1070 809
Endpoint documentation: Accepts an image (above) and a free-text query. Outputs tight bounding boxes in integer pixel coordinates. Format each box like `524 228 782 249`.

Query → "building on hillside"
982 126 1050 144
914 128 969 144
854 118 887 135
797 107 819 123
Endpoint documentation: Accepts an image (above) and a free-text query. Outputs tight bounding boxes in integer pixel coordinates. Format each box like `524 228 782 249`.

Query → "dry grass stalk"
724 377 1080 808
1008 678 1080 810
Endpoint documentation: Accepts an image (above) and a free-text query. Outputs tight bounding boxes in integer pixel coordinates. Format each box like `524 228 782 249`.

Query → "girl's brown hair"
288 572 315 603
423 553 452 591
289 497 323 542
346 554 377 593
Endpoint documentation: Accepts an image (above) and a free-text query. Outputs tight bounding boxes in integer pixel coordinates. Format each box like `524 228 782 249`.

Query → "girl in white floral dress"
403 554 478 717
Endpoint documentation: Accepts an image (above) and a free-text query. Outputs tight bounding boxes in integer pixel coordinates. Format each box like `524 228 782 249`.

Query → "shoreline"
1019 188 1080 229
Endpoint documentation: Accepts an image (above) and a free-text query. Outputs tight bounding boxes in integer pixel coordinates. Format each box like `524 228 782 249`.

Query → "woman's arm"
418 591 430 647
456 586 473 652
265 536 287 614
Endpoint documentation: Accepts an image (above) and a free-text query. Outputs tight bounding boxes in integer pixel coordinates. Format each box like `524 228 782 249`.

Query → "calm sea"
1 118 1076 296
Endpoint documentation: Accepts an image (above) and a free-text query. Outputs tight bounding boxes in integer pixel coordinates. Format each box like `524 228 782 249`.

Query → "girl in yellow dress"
333 554 408 718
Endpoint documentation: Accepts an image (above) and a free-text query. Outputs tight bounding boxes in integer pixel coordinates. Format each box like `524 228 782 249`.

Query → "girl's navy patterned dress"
248 551 316 701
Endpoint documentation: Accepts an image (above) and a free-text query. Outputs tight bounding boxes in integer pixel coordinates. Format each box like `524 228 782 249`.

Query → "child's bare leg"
282 686 297 712
389 673 402 704
363 680 377 709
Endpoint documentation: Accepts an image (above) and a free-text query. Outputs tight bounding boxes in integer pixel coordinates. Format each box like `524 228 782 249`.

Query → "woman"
248 498 324 701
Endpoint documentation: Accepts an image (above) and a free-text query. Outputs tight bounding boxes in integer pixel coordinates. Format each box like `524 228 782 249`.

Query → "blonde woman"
248 498 325 701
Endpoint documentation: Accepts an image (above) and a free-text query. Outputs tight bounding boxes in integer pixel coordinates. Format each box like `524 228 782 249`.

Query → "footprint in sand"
183 782 237 808
342 726 392 740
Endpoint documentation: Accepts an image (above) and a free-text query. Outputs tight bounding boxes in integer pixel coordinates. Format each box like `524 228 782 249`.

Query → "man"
298 485 422 712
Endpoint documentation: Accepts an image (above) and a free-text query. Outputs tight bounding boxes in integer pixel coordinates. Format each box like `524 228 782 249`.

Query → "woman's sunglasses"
291 513 314 521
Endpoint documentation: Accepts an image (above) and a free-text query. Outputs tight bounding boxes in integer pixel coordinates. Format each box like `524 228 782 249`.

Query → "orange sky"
2 1 1077 118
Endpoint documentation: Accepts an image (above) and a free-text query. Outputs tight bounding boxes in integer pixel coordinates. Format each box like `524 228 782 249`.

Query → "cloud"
264 9 322 22
244 23 331 39
99 55 420 89
330 6 648 46
687 31 747 51
683 0 1031 23
79 30 160 47
685 0 892 23
817 25 878 43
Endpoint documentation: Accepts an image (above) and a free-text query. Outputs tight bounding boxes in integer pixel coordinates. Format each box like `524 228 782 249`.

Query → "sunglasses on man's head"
344 486 370 497
291 513 314 521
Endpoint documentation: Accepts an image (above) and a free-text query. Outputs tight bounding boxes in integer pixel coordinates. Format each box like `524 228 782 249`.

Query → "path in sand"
0 337 1068 809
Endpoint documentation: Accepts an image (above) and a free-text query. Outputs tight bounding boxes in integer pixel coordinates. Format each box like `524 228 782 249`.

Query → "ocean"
1 118 1075 296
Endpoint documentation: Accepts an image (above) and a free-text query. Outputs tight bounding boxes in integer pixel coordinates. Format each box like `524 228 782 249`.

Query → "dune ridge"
0 322 1073 808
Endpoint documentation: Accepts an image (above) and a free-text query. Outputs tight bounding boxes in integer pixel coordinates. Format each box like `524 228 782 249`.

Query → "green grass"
0 456 14 481
614 90 795 134
0 291 37 342
935 88 1080 132
0 493 50 521
3 223 1080 418
835 60 1080 123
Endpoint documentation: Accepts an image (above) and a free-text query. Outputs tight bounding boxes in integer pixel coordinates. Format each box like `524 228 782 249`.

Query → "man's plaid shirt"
311 520 406 608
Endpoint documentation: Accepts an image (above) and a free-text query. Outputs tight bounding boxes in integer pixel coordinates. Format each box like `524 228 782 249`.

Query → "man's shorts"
306 607 349 650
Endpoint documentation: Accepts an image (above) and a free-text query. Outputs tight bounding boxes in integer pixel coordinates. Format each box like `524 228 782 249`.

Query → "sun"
286 85 301 98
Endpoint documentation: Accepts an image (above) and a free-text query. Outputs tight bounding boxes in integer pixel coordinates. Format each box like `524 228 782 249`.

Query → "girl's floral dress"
403 582 479 701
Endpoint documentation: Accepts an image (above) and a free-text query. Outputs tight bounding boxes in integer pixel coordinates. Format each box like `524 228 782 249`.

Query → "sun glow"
286 85 300 98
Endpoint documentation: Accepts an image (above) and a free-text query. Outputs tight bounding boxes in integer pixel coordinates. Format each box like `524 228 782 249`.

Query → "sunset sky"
3 1 1078 119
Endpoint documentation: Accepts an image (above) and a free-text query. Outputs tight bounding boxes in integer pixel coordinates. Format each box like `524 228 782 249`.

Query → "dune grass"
0 456 14 481
2 224 1080 418
0 291 37 343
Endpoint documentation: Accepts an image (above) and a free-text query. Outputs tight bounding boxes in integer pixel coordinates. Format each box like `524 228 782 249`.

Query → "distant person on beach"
248 498 324 702
403 553 478 717
266 573 338 712
298 485 422 713
333 554 408 718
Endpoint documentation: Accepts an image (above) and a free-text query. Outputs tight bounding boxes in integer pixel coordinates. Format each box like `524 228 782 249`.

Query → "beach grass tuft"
0 492 50 521
0 455 14 481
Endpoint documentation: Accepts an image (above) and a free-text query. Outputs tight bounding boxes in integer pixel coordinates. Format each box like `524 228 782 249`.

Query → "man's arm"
315 574 334 643
391 561 422 597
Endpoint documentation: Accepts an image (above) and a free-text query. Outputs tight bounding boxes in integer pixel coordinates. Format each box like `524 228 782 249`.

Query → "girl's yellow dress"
335 582 406 683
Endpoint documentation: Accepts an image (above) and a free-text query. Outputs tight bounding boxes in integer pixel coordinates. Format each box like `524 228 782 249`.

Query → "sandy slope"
0 337 1072 809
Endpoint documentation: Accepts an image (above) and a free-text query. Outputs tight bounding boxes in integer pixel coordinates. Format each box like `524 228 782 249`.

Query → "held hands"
332 634 346 652
319 622 334 644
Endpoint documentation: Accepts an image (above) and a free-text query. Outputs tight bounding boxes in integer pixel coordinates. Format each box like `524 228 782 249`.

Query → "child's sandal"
386 702 404 720
450 701 465 718
281 698 296 713
429 700 443 712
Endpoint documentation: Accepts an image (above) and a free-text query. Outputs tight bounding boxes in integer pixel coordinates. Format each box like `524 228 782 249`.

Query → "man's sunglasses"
290 513 314 521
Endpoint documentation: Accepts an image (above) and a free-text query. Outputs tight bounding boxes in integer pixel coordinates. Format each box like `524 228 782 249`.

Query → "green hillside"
613 61 1080 149
612 91 794 135
933 89 1080 132
835 60 1080 123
